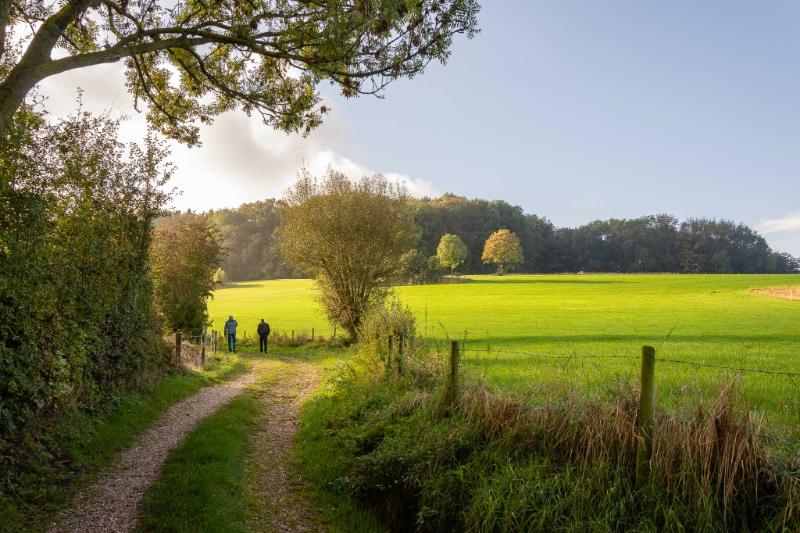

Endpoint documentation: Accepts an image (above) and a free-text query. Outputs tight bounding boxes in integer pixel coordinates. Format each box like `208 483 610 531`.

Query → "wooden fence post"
312 327 315 341
333 326 337 340
175 331 182 366
387 335 394 370
201 328 207 369
446 340 461 407
636 345 656 484
397 334 404 376
291 330 294 343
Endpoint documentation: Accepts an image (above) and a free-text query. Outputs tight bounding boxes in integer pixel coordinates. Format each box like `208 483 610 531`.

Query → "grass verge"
296 392 386 533
0 354 247 533
296 344 800 532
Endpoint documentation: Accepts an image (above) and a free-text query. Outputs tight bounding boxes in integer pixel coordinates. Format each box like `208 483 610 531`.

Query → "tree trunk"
0 0 93 134
0 65 46 132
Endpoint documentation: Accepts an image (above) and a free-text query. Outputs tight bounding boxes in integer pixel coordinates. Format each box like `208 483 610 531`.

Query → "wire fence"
459 345 800 378
174 325 800 380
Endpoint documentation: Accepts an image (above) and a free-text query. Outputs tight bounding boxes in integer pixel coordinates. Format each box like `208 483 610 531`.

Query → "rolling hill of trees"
206 194 799 281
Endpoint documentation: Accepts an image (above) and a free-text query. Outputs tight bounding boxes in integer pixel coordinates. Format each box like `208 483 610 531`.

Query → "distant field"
210 274 800 428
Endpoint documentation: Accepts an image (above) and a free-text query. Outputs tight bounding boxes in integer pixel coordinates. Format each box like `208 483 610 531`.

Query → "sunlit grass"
210 274 800 428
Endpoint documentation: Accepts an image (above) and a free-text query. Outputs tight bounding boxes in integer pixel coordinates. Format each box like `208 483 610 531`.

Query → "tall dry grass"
455 376 799 528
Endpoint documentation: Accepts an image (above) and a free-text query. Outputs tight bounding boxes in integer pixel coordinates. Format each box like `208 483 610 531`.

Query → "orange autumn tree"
481 229 524 275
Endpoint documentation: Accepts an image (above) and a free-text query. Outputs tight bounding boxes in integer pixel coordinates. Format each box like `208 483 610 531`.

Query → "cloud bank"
34 62 438 211
305 151 439 199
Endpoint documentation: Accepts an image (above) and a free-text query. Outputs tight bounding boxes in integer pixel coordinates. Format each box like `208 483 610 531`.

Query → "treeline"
212 194 799 280
208 200 296 281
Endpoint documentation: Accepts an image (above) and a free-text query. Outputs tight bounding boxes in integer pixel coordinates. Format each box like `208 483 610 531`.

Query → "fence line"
460 346 800 377
179 328 800 378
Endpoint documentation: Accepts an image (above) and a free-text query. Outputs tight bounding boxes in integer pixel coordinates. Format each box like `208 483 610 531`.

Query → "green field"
210 274 800 428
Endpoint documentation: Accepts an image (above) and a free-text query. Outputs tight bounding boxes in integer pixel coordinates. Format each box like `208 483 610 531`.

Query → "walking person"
257 319 270 354
224 315 238 353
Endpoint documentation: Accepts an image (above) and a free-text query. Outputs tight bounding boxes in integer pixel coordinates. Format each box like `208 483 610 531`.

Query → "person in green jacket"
224 315 238 353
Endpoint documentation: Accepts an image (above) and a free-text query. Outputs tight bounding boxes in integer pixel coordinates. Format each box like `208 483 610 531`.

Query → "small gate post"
446 340 461 407
200 328 207 369
397 334 404 376
175 331 182 366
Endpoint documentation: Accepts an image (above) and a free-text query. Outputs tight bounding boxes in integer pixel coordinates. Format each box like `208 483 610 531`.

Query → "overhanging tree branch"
1 0 480 143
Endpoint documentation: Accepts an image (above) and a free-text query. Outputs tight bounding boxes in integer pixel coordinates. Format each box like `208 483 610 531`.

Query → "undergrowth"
297 304 800 532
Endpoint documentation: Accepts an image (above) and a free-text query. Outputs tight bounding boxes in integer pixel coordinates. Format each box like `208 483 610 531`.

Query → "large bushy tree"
0 0 480 141
1 106 171 489
151 213 224 334
277 169 416 340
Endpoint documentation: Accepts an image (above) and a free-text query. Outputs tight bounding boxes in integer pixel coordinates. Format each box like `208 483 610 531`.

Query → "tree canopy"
481 228 523 274
0 0 480 141
211 193 798 280
436 232 467 274
277 168 416 340
1 107 171 490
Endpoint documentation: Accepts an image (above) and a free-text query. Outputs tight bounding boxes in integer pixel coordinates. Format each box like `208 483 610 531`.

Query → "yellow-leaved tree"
481 229 524 275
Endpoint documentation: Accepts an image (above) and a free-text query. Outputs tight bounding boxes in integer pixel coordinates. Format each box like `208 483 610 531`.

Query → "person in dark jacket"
224 315 238 353
257 319 270 354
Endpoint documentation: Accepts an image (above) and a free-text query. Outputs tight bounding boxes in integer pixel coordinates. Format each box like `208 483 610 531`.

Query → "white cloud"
305 150 439 199
34 63 438 211
756 213 800 235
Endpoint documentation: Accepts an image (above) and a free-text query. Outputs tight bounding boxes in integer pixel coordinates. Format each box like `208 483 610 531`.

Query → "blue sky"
42 1 800 255
324 1 800 255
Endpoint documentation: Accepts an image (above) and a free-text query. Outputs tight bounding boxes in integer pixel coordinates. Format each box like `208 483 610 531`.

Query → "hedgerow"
0 106 171 495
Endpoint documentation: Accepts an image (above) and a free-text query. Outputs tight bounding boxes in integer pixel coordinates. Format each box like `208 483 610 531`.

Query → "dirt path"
49 369 258 533
245 357 326 532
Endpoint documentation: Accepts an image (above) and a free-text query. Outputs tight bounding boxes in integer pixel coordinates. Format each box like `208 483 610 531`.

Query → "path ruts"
49 370 257 533
245 357 325 532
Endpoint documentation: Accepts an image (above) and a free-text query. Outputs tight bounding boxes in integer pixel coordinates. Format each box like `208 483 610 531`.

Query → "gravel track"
245 357 325 532
49 370 257 533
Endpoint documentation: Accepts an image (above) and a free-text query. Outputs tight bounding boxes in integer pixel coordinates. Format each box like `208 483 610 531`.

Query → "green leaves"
151 214 224 334
436 233 468 274
1 107 172 499
277 169 417 340
2 0 480 143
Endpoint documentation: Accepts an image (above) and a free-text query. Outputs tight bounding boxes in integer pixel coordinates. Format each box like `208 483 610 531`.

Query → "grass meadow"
209 274 800 430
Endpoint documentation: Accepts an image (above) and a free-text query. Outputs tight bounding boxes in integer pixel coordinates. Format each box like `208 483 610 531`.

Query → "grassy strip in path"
136 388 262 532
137 348 383 532
0 353 247 533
